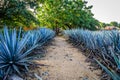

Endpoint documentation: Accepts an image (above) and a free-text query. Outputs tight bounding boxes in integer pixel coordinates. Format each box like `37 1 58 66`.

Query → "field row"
64 29 120 80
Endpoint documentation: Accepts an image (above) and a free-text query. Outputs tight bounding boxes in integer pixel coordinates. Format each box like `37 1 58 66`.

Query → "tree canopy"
110 21 119 27
37 0 99 34
0 0 40 27
0 0 100 31
98 21 120 29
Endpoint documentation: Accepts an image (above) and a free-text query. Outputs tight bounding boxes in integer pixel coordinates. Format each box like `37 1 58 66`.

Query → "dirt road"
29 37 101 80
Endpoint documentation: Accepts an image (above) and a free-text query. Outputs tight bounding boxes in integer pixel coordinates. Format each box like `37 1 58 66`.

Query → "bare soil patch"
27 37 101 80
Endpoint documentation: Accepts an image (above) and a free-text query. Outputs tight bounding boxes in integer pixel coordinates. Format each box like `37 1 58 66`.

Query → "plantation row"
0 27 55 80
64 29 120 80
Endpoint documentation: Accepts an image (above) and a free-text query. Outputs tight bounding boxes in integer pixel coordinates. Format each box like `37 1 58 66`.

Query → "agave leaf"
0 69 5 79
3 27 10 47
0 64 9 69
0 61 6 64
6 66 11 76
17 27 22 41
12 65 21 75
16 32 30 55
94 58 120 80
1 41 11 60
24 65 29 71
109 47 120 69
11 29 17 55
17 57 33 63
0 40 11 60
17 44 38 60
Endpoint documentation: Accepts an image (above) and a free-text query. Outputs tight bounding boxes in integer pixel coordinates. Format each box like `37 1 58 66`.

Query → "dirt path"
35 37 101 80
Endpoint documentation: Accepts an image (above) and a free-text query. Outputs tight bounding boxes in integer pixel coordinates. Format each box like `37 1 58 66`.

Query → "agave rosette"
0 27 37 79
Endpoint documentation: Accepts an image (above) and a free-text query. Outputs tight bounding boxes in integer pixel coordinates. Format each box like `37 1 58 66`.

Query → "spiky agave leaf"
108 46 120 69
94 58 120 80
0 69 5 79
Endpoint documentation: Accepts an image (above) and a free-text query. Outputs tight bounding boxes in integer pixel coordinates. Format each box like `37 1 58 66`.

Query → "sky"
86 0 120 23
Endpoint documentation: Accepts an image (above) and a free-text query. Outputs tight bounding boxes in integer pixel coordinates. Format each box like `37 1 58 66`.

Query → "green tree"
0 0 40 27
37 0 98 34
98 22 107 28
110 21 119 27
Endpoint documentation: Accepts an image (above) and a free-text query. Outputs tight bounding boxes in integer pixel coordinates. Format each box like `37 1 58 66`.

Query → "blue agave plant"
26 28 55 49
38 28 55 44
64 29 120 80
26 30 40 49
0 27 37 79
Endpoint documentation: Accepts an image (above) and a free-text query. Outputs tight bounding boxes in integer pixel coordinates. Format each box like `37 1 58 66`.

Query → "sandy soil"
28 37 101 80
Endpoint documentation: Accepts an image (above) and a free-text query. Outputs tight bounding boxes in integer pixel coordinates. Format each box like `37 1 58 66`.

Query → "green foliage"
37 0 98 34
64 29 120 79
98 21 120 29
110 21 119 27
98 22 107 28
0 0 40 26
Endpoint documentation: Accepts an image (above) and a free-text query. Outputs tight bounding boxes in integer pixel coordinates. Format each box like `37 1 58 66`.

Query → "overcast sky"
86 0 120 23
